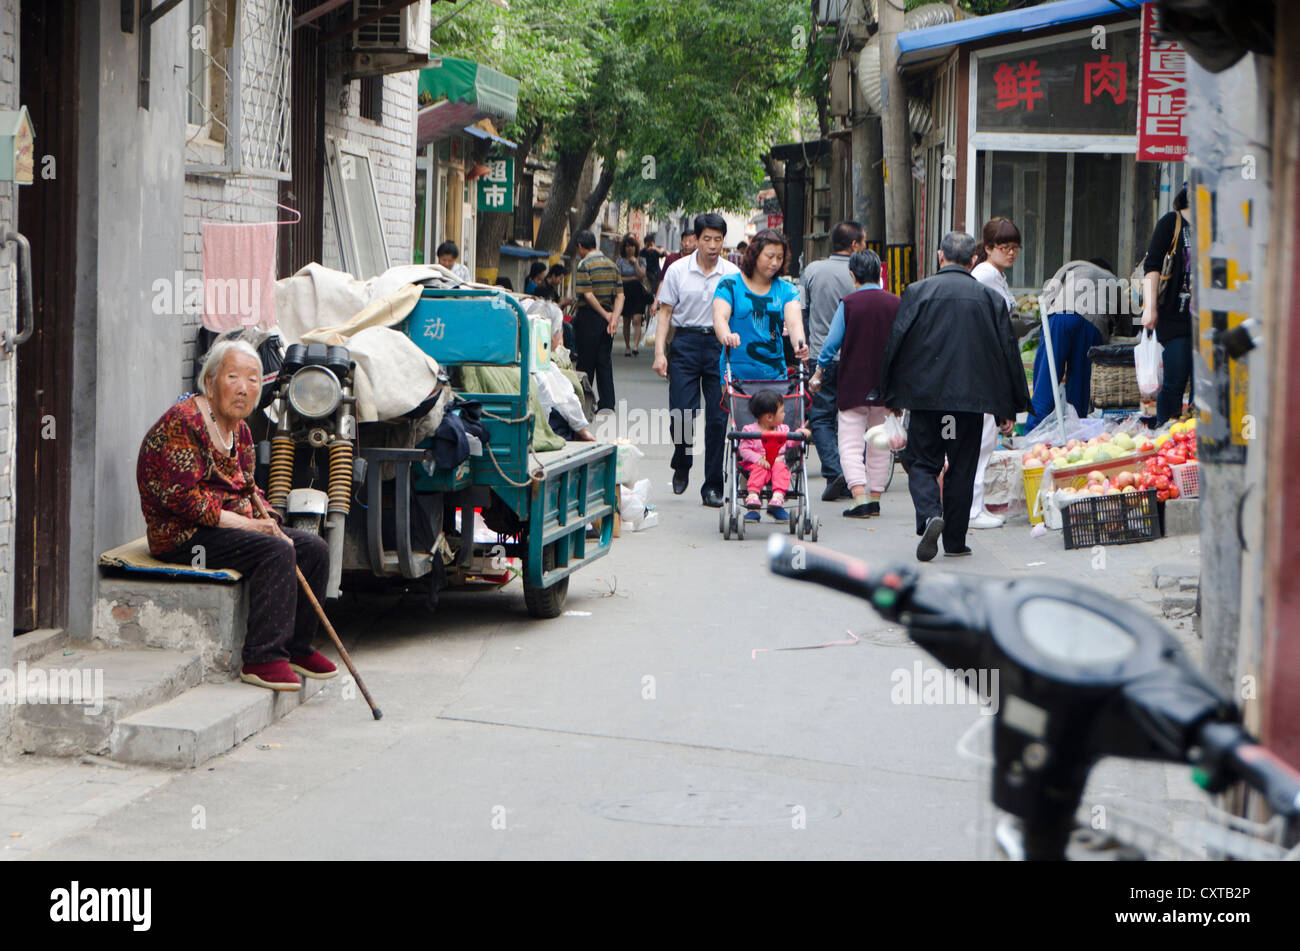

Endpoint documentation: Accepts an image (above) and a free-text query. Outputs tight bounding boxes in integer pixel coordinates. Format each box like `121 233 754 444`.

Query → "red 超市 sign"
1137 3 1188 161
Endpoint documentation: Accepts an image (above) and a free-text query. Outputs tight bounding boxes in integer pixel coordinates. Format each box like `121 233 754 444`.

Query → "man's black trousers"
905 409 983 551
666 327 725 497
573 306 615 412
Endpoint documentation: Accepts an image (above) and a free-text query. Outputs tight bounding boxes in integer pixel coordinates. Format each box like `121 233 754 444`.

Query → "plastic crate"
1172 460 1199 498
1061 488 1163 550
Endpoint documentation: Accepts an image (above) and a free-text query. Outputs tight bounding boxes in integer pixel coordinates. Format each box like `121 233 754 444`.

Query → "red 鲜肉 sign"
975 30 1137 136
1138 3 1188 161
767 214 784 230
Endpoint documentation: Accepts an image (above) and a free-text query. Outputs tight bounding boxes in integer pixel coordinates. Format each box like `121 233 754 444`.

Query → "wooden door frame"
14 0 78 633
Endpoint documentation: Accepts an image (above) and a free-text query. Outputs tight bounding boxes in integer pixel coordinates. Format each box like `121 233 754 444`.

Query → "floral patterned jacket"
136 397 279 557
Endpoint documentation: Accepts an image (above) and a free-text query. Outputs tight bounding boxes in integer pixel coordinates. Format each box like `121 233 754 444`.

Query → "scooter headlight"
287 365 342 419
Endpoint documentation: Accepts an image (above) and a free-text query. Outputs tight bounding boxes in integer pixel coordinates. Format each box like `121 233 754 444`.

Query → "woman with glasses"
967 217 1022 530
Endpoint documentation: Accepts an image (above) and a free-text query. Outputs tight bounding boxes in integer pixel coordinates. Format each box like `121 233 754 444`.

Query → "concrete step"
13 627 70 664
94 576 248 679
110 677 328 769
9 649 203 758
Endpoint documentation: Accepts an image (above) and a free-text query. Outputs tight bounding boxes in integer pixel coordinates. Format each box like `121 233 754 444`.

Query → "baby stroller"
718 353 820 542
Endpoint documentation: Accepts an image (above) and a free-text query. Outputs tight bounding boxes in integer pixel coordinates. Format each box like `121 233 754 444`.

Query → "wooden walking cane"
251 493 383 720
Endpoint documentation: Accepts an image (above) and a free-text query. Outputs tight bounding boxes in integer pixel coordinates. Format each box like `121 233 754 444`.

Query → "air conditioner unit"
353 0 431 55
815 0 850 25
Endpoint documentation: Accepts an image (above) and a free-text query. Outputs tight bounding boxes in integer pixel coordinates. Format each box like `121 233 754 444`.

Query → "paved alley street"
3 356 1206 861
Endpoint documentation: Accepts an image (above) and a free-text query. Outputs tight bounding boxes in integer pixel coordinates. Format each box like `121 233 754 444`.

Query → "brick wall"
180 176 282 390
323 70 417 270
179 4 417 388
0 0 18 741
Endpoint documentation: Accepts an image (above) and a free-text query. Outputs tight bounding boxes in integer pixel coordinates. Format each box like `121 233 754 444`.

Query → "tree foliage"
608 0 813 214
432 0 608 148
433 0 822 219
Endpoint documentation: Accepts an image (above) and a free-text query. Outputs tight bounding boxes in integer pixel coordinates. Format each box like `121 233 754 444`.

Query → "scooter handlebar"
1198 721 1300 818
770 535 1300 831
766 535 881 602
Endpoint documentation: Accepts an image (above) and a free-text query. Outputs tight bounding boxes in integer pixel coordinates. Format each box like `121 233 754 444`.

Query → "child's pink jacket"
737 424 801 468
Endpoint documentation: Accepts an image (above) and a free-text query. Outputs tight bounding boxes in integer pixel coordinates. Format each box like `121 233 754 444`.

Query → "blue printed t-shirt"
715 273 800 382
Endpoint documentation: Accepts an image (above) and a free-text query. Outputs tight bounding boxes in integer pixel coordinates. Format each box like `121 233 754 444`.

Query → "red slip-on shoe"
240 660 302 691
289 650 338 680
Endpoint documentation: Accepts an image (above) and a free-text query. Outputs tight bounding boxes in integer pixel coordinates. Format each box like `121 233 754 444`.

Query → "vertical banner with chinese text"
1137 4 1188 161
477 156 515 213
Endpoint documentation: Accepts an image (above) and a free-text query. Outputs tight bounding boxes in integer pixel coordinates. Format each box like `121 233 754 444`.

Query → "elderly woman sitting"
136 339 337 691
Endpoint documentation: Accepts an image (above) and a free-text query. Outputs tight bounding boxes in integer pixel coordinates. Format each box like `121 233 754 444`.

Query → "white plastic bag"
884 413 907 451
615 441 645 486
532 364 589 434
1135 329 1164 398
641 315 658 348
619 478 653 530
1021 399 1097 448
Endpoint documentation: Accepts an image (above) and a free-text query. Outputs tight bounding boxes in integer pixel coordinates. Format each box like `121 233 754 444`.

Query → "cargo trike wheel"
523 543 568 619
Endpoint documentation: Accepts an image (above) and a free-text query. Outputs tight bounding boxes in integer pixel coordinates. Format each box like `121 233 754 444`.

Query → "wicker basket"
1089 343 1140 409
1091 362 1141 408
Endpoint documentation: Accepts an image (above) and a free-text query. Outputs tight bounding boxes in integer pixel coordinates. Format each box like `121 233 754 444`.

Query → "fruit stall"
1017 417 1200 548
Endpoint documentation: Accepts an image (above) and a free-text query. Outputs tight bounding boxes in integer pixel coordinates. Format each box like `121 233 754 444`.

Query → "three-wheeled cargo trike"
331 287 617 617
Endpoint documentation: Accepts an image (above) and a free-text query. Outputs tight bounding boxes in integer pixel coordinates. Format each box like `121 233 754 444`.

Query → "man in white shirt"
436 241 471 283
652 213 740 507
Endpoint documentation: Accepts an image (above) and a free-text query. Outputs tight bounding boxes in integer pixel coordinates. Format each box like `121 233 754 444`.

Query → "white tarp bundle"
274 264 464 424
345 326 442 423
274 263 463 345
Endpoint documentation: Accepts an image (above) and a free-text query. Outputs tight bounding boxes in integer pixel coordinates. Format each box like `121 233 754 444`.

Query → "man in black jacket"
879 231 1030 561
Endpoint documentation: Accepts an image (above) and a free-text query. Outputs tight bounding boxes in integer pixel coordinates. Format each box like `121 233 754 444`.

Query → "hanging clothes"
201 221 279 331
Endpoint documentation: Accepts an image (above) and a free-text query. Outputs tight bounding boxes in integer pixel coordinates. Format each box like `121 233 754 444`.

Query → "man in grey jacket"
802 221 865 500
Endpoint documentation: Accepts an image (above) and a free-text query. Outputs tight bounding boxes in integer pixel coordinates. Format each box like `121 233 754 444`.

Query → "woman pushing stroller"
712 228 817 535
712 228 809 380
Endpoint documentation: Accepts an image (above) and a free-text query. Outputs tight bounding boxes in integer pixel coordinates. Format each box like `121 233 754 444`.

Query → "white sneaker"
969 511 1005 530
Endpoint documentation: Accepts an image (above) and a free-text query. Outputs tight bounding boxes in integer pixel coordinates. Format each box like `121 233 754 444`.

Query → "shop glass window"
979 151 1067 291
1071 153 1123 275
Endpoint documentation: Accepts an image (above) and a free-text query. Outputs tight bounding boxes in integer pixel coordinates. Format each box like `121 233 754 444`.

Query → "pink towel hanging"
201 221 279 331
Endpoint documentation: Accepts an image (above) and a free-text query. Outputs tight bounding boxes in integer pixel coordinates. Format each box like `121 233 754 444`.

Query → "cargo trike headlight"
287 365 342 419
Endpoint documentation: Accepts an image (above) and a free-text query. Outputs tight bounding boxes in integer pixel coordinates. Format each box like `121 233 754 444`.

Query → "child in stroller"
737 389 810 522
720 355 820 541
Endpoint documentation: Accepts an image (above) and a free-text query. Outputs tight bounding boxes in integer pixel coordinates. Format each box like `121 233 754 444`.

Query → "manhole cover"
588 790 840 828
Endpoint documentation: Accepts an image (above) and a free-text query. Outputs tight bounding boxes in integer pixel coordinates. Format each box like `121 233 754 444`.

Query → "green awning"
417 56 518 124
